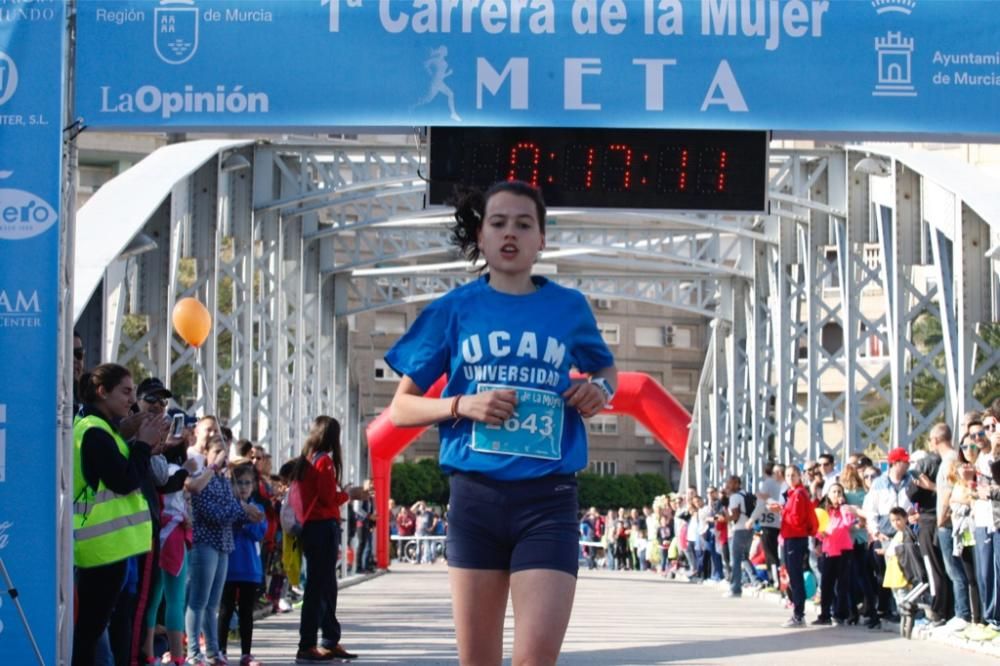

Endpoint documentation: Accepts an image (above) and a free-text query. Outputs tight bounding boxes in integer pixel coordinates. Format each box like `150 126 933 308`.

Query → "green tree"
389 465 671 512
636 473 671 502
390 459 449 507
577 473 670 512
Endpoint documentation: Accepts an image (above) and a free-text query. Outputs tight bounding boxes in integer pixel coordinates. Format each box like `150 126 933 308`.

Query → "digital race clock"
429 127 769 212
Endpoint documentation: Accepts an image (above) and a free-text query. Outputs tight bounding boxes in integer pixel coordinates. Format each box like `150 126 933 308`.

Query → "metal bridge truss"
77 140 1000 491
686 148 1000 492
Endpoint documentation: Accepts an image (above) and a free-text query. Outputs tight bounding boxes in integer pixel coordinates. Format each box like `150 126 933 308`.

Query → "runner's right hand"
456 390 517 425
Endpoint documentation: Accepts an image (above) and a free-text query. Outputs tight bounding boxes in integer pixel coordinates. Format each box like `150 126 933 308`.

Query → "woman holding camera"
72 363 168 666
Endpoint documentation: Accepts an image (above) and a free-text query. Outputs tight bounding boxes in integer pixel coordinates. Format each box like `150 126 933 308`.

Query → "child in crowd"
657 515 673 575
187 437 264 665
278 460 304 604
142 440 204 665
881 507 913 604
218 464 268 666
266 473 291 613
745 530 769 587
815 483 858 626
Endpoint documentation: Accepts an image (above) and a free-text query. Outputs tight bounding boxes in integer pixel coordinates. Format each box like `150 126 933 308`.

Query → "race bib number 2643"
470 384 564 460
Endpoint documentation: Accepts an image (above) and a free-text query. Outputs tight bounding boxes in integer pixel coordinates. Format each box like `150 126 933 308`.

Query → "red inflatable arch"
366 371 691 569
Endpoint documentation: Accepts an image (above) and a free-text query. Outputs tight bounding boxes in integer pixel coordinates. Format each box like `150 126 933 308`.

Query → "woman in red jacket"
291 416 368 663
777 465 818 628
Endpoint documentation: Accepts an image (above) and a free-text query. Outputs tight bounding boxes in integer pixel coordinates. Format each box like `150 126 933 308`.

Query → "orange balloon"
172 297 212 347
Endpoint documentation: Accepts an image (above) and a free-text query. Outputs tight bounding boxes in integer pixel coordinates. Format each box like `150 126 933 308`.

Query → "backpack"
740 490 757 520
281 469 322 538
279 485 303 537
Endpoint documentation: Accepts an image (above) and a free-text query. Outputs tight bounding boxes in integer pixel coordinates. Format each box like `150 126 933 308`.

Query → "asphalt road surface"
250 563 996 665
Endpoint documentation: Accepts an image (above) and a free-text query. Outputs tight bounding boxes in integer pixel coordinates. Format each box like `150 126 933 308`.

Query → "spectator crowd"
390 501 448 564
574 409 1000 640
71 335 369 665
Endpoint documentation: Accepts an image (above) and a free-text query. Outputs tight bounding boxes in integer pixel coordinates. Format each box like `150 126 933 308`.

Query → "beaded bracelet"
450 394 462 421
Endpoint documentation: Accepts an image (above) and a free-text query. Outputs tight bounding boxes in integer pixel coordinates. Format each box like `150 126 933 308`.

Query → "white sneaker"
781 616 805 628
944 617 969 632
721 590 741 598
278 598 293 612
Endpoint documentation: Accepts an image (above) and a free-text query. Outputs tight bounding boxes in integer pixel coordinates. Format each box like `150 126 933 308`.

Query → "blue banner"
75 0 1000 134
0 1 64 663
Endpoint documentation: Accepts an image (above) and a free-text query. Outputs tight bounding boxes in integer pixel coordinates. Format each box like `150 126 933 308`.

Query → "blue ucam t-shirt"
385 275 614 481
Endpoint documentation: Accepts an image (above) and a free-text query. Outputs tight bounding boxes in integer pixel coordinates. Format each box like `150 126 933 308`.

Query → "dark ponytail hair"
292 415 343 483
450 180 547 265
79 363 131 404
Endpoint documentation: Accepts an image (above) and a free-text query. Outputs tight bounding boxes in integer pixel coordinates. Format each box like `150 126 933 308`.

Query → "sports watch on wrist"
589 377 615 403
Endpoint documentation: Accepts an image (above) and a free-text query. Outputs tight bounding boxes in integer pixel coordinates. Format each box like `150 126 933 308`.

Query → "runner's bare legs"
450 568 509 665
510 569 576 666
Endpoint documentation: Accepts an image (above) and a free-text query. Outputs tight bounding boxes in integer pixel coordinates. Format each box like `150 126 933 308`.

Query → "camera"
170 413 185 439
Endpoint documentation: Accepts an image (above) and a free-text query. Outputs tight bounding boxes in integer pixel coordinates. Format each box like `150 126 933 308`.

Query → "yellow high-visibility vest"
72 414 152 568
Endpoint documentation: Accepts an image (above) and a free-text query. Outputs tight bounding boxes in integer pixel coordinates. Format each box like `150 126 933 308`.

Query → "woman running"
386 180 617 664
